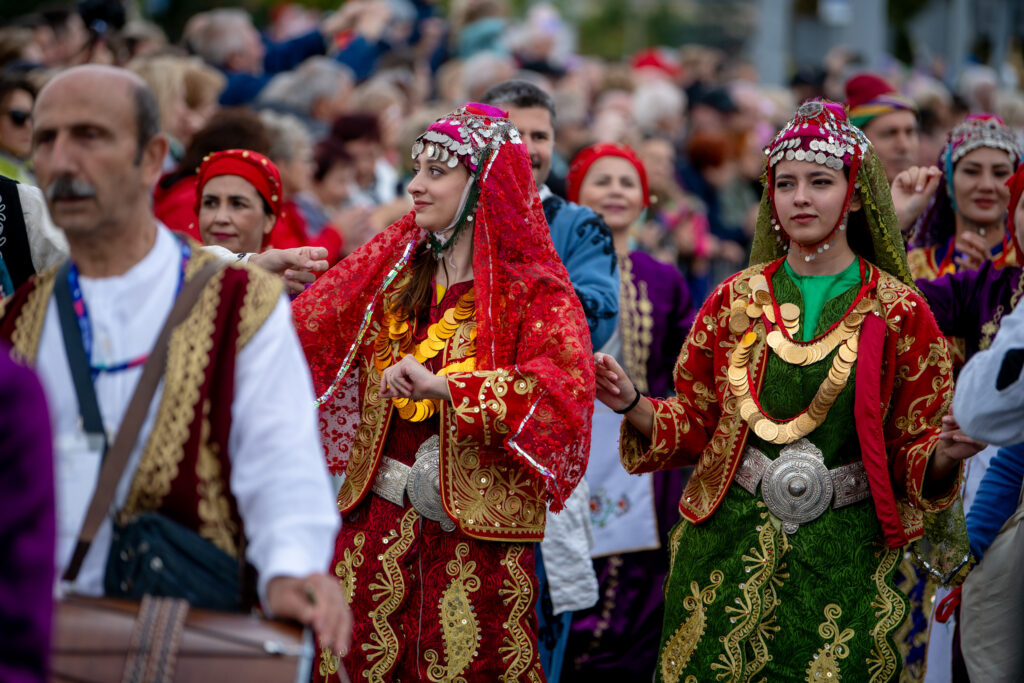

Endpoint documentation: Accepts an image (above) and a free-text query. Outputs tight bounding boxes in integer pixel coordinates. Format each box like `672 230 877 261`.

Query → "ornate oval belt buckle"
408 435 456 532
761 438 833 534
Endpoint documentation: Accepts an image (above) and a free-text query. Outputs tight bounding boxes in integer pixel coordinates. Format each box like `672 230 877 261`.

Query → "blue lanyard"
67 239 190 377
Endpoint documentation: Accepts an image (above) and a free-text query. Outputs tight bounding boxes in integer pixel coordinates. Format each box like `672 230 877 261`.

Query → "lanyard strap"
66 239 190 377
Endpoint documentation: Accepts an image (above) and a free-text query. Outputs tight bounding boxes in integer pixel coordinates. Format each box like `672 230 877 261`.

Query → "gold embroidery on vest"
424 542 481 682
450 369 538 446
659 569 724 683
123 260 224 517
337 357 392 513
980 271 1024 351
195 398 238 556
441 426 546 540
711 505 790 682
9 266 56 365
497 544 537 680
235 264 283 349
620 256 654 394
866 547 904 683
805 604 854 682
363 507 418 679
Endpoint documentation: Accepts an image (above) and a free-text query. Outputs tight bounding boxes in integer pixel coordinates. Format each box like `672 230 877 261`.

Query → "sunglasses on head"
6 110 30 127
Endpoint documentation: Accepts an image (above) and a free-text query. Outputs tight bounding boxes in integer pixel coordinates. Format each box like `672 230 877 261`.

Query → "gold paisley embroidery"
362 508 418 679
711 506 790 682
450 368 538 446
234 263 283 349
442 410 546 540
620 256 654 394
335 531 366 603
320 533 365 678
497 544 536 680
122 261 224 518
866 547 905 683
660 569 724 683
9 266 56 365
318 647 340 678
195 398 238 556
805 604 854 682
425 542 481 682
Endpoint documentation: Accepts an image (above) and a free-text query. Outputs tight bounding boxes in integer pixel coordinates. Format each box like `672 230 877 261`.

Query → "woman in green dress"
594 100 982 682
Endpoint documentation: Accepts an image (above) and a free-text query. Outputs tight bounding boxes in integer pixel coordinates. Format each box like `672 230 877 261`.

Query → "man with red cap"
845 73 920 183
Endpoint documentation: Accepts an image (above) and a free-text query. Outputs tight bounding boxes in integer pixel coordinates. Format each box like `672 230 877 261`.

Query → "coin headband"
764 100 870 171
947 114 1023 166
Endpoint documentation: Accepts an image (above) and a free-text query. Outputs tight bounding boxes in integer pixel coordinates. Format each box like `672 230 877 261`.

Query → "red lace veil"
292 104 594 510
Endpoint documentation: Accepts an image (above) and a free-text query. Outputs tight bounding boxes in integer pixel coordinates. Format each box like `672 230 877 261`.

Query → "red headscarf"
194 149 283 219
567 142 651 208
291 105 594 510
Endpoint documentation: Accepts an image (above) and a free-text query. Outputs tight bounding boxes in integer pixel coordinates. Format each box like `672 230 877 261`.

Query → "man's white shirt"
37 225 339 602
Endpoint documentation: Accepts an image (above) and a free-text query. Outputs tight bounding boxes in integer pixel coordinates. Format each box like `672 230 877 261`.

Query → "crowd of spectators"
4 0 1020 299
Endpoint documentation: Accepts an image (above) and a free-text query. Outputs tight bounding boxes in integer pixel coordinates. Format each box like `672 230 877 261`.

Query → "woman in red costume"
293 103 594 682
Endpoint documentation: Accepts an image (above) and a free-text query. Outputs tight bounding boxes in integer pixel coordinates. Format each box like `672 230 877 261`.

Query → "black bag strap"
54 261 109 455
62 257 224 583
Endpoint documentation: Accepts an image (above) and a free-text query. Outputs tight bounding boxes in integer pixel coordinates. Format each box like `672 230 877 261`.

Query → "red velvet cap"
194 149 283 219
567 142 651 208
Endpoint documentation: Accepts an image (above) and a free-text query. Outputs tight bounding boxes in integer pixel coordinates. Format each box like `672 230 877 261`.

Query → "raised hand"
891 165 942 234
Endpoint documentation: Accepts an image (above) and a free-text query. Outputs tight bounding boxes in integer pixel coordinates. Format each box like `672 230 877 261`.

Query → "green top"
783 256 861 341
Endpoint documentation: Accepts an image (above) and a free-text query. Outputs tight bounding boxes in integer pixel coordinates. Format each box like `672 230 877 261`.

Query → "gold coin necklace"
728 274 871 445
376 288 477 422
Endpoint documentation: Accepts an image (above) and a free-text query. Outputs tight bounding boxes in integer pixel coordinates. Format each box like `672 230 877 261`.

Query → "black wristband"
613 383 642 414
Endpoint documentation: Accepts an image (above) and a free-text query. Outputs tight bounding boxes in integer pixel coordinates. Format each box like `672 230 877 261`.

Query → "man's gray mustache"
45 176 97 202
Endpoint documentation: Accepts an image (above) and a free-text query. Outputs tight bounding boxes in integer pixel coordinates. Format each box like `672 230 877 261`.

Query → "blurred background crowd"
2 0 1021 302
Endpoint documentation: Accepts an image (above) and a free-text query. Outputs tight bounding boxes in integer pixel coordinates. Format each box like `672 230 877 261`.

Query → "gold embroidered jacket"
620 259 960 547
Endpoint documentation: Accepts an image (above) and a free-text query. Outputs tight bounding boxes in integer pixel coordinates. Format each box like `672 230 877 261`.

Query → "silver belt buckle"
761 439 833 534
370 435 455 532
737 438 870 534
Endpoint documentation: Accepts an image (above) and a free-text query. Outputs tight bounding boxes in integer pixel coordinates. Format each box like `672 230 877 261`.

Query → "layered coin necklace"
376 288 477 422
728 272 871 445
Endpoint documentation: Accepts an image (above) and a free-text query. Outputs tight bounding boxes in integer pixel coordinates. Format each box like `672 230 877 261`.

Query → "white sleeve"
19 184 69 272
200 244 252 263
227 295 340 604
954 300 1024 446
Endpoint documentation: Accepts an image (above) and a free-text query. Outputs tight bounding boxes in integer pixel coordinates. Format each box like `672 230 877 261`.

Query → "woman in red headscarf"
562 142 694 679
292 104 594 681
194 149 283 254
592 101 979 681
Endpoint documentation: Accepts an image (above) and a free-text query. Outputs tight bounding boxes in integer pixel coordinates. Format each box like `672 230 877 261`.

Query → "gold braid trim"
363 508 419 680
866 547 905 683
195 398 239 556
234 262 284 350
659 569 724 683
619 255 654 394
122 262 225 518
9 266 57 365
425 542 481 682
497 544 537 681
979 270 1024 351
805 604 854 682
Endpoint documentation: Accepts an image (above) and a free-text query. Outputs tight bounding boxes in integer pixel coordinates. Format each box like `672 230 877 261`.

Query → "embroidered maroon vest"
1 249 282 557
